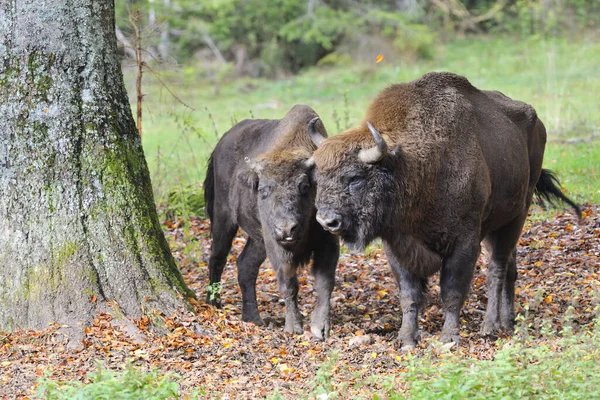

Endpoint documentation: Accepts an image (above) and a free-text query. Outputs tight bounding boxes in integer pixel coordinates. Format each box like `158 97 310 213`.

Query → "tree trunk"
0 0 195 337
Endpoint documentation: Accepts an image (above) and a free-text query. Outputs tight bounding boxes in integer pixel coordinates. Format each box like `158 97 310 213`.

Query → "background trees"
115 0 599 77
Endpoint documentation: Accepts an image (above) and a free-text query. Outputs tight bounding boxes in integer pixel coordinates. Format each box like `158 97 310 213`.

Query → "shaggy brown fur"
314 73 505 170
313 72 494 222
263 106 326 155
311 71 579 347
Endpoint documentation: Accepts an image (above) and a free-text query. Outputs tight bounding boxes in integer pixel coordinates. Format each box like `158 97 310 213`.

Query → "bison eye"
299 181 311 194
348 175 365 191
258 186 272 200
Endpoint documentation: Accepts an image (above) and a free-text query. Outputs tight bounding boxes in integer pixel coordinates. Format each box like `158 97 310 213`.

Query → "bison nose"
316 212 342 233
274 222 297 242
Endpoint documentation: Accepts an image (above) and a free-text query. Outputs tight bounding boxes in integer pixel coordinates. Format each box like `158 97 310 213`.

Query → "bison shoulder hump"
414 72 475 91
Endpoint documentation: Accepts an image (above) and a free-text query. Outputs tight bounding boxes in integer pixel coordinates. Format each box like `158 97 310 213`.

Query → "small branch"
431 0 508 32
142 62 195 111
201 29 226 64
471 0 508 24
115 27 137 59
132 8 144 137
307 0 318 16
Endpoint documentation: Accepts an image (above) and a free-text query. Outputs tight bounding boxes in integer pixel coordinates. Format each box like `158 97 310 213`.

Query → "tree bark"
0 0 195 336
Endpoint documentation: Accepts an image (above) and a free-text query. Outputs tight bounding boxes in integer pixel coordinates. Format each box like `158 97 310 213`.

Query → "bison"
203 105 339 339
309 72 580 347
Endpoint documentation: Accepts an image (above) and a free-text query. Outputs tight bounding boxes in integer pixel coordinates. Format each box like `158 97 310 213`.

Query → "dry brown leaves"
1 206 598 399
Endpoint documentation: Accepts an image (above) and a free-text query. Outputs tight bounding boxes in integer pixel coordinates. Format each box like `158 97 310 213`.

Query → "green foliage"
36 363 180 400
366 8 436 60
206 282 222 303
115 0 599 74
279 6 355 51
402 325 600 399
491 0 600 37
309 352 339 398
115 0 439 76
316 52 352 68
163 185 206 220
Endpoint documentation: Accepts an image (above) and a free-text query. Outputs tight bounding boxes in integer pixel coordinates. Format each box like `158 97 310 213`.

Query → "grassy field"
128 35 600 206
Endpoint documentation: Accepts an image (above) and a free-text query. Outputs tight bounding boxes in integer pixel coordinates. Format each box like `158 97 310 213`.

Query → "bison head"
242 118 325 249
311 122 398 251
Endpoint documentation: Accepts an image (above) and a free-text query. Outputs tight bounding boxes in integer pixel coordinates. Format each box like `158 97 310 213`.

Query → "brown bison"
309 72 580 347
204 105 339 339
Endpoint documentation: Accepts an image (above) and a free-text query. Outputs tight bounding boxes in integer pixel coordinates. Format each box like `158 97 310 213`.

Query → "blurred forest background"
114 0 600 215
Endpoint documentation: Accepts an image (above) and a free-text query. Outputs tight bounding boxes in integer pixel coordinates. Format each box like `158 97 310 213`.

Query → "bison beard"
312 72 581 348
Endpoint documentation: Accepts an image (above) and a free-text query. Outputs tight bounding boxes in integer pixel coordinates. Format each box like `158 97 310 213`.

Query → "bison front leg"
277 263 303 334
384 243 427 349
439 239 479 344
236 237 267 326
268 246 303 334
310 235 339 340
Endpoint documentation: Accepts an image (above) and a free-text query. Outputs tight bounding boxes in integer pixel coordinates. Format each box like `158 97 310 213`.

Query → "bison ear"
307 117 326 147
238 157 262 190
390 144 402 156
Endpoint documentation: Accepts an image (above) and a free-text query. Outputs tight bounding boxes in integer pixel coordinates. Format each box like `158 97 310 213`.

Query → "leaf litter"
1 205 598 399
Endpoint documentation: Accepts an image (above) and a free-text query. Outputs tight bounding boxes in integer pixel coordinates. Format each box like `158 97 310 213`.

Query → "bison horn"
358 122 388 163
307 117 325 147
304 156 315 168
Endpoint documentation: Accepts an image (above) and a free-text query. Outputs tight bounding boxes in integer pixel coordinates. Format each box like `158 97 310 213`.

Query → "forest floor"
1 205 598 399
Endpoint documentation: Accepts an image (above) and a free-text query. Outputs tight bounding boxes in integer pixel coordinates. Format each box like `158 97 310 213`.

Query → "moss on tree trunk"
0 0 195 336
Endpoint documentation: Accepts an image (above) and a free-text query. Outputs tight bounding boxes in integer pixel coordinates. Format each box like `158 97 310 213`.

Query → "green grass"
400 322 600 399
129 35 600 205
267 319 600 399
36 363 182 400
544 141 600 205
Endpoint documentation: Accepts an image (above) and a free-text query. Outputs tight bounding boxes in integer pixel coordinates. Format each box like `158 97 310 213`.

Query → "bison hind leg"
500 249 517 331
207 220 238 307
482 216 525 336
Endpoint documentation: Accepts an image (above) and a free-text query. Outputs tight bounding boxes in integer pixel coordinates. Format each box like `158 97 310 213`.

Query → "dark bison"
204 105 339 339
309 72 580 347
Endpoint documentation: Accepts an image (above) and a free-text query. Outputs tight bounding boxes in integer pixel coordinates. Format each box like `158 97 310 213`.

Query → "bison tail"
203 153 216 226
534 169 581 219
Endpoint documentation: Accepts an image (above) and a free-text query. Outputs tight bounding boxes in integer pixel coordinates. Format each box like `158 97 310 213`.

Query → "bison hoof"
242 313 265 327
206 294 222 308
439 331 461 344
310 322 330 341
284 319 303 335
481 319 500 336
500 317 515 332
397 330 419 350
